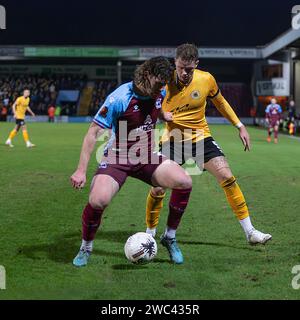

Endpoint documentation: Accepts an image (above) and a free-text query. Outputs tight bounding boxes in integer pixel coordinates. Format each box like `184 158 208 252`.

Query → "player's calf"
145 188 166 238
161 187 192 264
72 203 104 267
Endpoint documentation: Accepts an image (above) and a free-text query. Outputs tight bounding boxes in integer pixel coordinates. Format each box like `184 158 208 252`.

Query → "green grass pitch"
0 122 300 299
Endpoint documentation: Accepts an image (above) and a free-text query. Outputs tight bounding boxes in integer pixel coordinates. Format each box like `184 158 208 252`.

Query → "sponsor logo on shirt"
135 115 154 132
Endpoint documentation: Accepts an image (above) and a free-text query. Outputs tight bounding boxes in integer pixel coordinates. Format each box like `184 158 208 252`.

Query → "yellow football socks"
220 176 249 220
22 130 29 143
145 190 166 229
8 129 17 141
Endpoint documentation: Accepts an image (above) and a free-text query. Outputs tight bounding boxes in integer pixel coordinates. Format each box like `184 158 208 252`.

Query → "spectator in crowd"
281 100 298 135
287 100 296 120
48 104 56 123
0 104 8 121
288 120 295 135
55 104 61 122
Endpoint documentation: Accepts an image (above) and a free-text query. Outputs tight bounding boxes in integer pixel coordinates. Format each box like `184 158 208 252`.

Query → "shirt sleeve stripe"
93 118 109 129
207 88 220 99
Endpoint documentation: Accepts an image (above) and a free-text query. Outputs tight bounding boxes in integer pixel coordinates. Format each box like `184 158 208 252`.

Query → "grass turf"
0 122 300 299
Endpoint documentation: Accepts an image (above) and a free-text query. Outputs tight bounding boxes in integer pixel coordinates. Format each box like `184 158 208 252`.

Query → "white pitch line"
288 135 300 141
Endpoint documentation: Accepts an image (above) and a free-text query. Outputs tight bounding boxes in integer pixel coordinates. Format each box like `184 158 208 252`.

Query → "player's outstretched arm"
70 122 104 189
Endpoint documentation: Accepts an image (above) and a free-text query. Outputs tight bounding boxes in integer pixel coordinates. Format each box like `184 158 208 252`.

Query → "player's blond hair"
176 43 199 62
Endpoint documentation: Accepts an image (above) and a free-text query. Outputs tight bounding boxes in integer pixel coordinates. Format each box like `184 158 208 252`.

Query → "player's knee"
218 169 233 182
151 187 166 196
89 194 110 210
175 174 192 190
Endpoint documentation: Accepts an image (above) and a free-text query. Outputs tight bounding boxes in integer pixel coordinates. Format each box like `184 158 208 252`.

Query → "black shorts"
159 137 225 167
16 119 25 126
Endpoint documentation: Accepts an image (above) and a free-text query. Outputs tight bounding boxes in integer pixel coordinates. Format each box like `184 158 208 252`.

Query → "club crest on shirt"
99 105 108 117
191 90 200 100
133 105 140 112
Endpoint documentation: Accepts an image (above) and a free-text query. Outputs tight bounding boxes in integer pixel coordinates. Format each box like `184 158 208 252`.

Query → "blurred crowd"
0 74 299 137
0 74 86 118
88 80 117 116
206 83 253 117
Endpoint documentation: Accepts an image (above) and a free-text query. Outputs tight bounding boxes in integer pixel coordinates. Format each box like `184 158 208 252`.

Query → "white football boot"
5 139 14 147
26 141 36 148
247 229 272 245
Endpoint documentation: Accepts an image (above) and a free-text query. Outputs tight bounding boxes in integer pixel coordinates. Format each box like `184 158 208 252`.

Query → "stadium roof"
0 28 300 61
261 28 300 58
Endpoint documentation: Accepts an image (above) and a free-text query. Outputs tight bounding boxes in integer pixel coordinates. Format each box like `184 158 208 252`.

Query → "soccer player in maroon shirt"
70 57 192 266
265 98 282 144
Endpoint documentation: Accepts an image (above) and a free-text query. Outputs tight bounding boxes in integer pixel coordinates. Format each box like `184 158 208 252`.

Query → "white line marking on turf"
288 135 300 141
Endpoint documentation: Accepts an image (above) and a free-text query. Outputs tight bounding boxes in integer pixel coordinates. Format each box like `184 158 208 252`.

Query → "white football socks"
146 228 156 238
239 216 255 237
80 240 93 252
164 227 176 239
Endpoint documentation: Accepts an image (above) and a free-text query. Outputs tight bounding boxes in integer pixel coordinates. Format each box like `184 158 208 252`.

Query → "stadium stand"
0 74 87 116
88 80 117 116
206 83 253 117
1 74 254 118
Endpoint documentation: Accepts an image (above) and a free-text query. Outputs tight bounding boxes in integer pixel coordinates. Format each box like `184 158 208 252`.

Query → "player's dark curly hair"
176 43 199 61
133 56 174 86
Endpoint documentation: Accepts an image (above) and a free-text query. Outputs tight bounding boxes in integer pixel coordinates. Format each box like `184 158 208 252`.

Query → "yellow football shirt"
15 96 30 120
161 69 241 143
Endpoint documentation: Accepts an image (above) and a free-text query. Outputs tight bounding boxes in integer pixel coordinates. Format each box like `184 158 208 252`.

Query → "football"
124 232 157 264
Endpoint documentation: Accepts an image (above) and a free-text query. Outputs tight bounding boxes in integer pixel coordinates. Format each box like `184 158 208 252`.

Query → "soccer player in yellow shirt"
5 89 36 148
145 44 272 263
